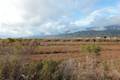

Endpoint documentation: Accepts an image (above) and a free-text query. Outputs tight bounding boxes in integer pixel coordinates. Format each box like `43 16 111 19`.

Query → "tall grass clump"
81 44 101 56
0 55 60 80
81 44 102 74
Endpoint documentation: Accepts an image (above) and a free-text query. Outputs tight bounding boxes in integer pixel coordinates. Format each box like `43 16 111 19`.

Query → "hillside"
57 25 120 38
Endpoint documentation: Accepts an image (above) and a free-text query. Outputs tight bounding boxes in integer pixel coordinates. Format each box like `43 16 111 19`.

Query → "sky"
0 0 120 38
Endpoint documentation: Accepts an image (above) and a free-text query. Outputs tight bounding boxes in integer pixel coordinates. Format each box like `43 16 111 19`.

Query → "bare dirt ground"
29 41 120 61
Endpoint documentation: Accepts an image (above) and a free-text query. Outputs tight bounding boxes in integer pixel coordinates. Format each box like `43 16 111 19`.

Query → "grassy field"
31 40 120 61
0 38 120 61
0 38 120 80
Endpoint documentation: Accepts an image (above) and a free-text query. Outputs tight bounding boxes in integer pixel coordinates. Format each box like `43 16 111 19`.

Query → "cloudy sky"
0 0 120 37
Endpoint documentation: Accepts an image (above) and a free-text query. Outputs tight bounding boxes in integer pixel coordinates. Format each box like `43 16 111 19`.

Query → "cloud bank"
0 0 120 37
72 7 120 31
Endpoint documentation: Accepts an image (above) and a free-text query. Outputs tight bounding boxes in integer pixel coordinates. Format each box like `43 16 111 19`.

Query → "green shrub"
81 44 101 56
37 60 59 80
7 38 16 43
0 55 60 80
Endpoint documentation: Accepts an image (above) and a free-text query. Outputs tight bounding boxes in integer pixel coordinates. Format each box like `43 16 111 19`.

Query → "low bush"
81 44 101 56
0 55 60 80
0 55 120 80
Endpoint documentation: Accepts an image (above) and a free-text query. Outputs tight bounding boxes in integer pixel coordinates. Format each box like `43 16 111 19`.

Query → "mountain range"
27 25 120 38
53 25 120 38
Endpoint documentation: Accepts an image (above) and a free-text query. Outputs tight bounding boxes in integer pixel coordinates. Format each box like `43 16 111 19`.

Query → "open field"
30 40 120 61
0 38 120 61
0 38 120 80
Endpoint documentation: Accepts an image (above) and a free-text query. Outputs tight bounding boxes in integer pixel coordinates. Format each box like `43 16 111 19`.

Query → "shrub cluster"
0 55 120 80
81 44 101 56
0 55 59 80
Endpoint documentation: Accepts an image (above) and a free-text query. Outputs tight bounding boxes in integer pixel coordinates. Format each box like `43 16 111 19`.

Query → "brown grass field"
0 38 120 80
27 39 120 61
0 38 120 61
0 39 120 61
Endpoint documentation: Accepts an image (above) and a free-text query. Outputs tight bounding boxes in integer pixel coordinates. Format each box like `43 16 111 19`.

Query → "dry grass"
0 38 120 80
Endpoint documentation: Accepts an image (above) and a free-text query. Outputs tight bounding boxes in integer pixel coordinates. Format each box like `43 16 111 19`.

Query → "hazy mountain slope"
28 25 120 38
57 25 120 38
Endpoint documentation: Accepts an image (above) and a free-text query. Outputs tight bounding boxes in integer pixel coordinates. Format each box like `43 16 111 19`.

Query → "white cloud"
0 0 100 37
22 0 99 24
72 7 120 31
0 0 120 37
0 0 24 24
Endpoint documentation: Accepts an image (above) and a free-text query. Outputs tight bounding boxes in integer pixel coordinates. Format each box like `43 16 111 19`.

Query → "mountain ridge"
54 25 120 38
27 25 120 38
